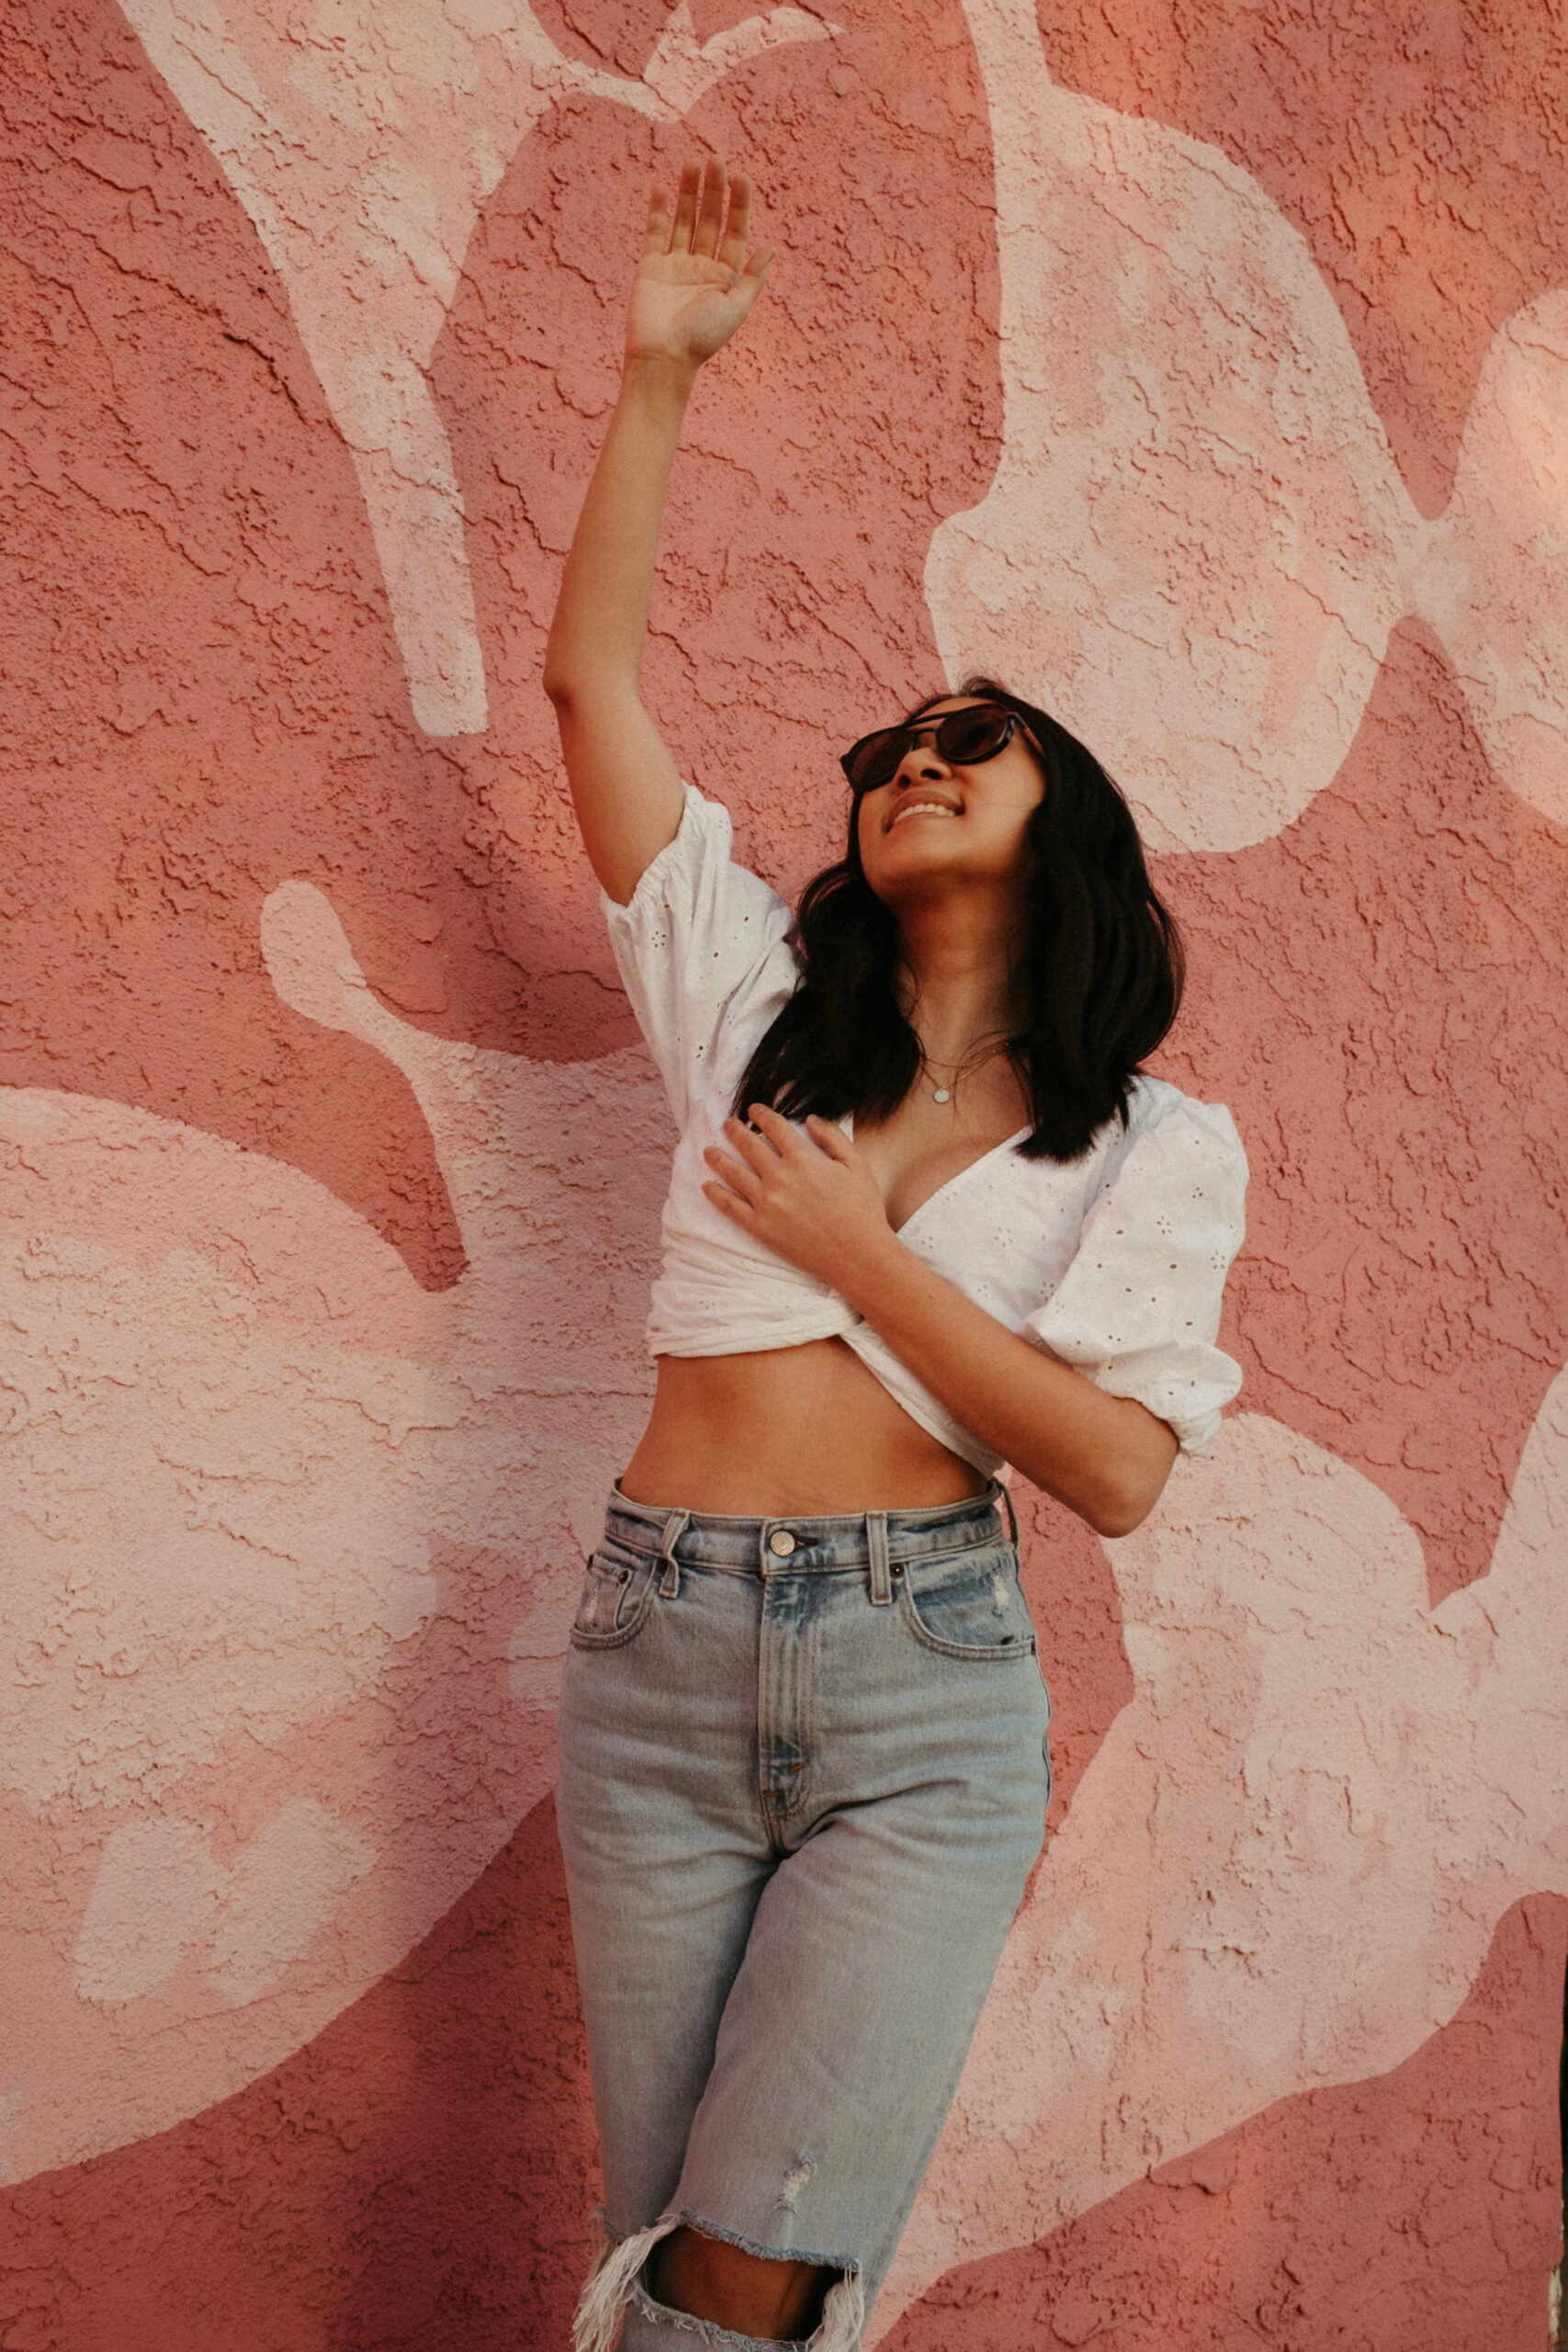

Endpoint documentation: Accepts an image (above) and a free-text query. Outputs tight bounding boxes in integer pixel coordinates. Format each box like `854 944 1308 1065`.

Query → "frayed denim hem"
572 2209 864 2352
573 2211 682 2352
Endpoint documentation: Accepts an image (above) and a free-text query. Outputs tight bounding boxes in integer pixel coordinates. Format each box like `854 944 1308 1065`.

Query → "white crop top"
604 785 1247 1477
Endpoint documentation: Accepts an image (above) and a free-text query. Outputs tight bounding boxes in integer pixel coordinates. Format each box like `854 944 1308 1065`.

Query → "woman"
545 159 1247 2352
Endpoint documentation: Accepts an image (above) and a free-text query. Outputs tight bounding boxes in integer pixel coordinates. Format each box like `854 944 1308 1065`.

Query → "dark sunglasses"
840 705 1032 796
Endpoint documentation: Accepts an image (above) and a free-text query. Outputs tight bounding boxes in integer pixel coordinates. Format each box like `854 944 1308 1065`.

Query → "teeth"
890 801 957 825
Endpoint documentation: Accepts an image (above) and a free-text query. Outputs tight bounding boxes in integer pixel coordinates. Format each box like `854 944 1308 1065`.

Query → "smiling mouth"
886 798 961 830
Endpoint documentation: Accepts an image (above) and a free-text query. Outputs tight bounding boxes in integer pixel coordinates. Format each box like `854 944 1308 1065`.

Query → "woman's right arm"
543 157 773 907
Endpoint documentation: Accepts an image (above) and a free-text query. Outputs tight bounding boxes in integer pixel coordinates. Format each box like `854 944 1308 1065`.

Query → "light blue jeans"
556 1484 1053 2352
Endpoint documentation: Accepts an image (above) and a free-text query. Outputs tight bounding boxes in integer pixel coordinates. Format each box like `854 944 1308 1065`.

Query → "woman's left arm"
704 1108 1179 1537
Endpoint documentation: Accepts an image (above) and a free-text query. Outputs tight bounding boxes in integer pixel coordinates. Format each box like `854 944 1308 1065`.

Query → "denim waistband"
604 1480 1018 1577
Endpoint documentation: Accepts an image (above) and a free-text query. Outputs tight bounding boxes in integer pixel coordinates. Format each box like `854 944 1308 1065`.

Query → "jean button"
768 1529 797 1557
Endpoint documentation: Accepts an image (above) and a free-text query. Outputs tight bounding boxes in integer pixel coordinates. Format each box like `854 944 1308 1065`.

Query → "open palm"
626 156 773 368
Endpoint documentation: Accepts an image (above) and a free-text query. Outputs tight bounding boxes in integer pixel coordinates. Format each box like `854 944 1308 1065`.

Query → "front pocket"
570 1547 658 1650
898 1542 1038 1663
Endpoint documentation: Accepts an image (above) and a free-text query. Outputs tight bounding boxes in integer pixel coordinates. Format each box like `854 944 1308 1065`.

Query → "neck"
895 892 1024 1059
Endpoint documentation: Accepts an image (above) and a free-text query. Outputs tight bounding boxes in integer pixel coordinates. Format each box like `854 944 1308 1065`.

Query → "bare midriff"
618 1340 987 1516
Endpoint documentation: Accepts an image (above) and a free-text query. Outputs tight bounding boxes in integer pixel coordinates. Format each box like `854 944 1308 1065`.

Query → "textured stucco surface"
2 0 1566 2343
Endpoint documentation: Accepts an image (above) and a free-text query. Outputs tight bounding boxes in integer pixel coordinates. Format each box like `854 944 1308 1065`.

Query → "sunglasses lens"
844 728 905 794
939 708 1013 763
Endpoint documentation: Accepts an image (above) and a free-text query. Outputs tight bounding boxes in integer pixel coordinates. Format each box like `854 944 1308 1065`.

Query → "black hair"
731 677 1184 1163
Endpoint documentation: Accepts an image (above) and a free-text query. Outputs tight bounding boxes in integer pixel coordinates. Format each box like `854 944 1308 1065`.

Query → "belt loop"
658 1510 690 1600
996 1479 1019 1548
866 1511 892 1607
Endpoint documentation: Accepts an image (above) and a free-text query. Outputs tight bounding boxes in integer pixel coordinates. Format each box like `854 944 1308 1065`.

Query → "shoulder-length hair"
732 678 1184 1163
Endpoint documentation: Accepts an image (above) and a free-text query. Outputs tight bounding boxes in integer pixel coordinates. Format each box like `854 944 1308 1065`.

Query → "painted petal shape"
931 0 1568 850
117 0 833 733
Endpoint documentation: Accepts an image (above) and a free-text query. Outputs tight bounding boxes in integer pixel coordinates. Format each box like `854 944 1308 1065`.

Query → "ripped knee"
653 2221 838 2338
573 2210 864 2352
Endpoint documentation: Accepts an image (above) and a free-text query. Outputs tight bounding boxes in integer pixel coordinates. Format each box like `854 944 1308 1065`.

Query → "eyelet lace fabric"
604 786 1248 1465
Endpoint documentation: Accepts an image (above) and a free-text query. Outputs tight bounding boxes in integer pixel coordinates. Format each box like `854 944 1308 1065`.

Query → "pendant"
932 1086 951 1103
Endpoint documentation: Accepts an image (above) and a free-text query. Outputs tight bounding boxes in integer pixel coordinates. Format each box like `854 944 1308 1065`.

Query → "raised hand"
546 160 776 901
626 156 774 371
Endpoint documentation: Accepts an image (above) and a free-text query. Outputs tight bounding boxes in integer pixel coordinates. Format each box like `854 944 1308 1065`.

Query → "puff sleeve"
602 785 800 1130
1024 1094 1247 1453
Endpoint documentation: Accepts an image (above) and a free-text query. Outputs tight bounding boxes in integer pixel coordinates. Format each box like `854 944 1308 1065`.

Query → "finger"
745 1104 798 1156
804 1114 854 1162
722 1116 784 1180
671 157 701 251
723 247 774 323
703 1180 752 1226
643 181 671 258
716 170 751 275
704 1144 762 1200
693 153 727 257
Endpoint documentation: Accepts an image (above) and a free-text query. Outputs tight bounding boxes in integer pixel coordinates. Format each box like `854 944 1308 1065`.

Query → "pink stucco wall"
2 0 1566 2344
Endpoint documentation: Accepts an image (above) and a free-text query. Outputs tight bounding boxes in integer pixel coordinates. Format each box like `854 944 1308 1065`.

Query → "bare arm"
543 158 773 905
829 1220 1178 1537
705 1108 1180 1537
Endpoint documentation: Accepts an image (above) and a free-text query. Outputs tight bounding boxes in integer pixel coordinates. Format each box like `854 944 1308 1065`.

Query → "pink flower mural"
2 0 1565 2346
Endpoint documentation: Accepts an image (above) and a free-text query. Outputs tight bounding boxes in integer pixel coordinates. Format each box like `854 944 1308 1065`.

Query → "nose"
892 729 951 788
